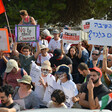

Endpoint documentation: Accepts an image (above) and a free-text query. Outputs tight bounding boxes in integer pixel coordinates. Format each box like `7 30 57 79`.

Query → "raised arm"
34 42 40 59
77 42 82 59
31 17 36 25
12 42 19 57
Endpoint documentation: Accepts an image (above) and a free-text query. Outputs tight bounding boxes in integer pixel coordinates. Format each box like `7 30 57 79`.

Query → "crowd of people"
0 10 112 112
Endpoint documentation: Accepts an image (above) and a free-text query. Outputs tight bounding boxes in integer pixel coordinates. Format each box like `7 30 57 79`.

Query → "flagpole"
4 11 12 39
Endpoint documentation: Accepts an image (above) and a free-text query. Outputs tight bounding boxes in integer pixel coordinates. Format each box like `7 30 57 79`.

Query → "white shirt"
48 38 61 52
37 53 53 65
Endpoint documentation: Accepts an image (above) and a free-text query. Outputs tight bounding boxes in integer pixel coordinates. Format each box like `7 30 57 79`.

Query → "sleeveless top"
22 16 32 25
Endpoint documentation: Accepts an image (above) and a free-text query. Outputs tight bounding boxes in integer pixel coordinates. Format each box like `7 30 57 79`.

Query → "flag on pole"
99 92 112 110
0 0 5 14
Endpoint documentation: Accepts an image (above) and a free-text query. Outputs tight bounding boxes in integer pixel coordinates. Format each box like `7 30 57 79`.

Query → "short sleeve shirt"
19 53 36 75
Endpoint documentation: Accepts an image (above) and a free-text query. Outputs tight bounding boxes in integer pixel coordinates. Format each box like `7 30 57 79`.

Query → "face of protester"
53 33 59 40
78 69 86 77
41 68 50 77
41 48 47 56
0 92 10 105
107 55 112 68
57 72 67 82
70 48 76 57
90 71 99 84
51 97 59 105
92 50 99 60
10 67 17 74
22 49 30 56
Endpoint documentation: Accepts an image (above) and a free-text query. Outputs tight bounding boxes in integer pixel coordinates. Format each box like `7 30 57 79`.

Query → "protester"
0 85 20 112
13 75 40 110
41 29 52 43
49 49 72 75
31 60 55 106
48 29 61 53
47 89 67 108
79 67 111 110
13 42 40 75
66 45 84 83
37 45 53 66
56 64 78 108
19 10 36 25
3 59 27 89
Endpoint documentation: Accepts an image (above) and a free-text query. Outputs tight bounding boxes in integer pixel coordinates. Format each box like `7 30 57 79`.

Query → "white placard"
30 61 41 85
88 20 112 46
17 26 36 42
62 29 81 44
82 18 94 32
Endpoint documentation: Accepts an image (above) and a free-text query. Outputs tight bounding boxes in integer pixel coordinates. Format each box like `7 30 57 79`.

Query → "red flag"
0 0 5 14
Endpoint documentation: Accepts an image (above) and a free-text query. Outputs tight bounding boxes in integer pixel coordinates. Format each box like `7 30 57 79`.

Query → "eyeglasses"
92 53 99 56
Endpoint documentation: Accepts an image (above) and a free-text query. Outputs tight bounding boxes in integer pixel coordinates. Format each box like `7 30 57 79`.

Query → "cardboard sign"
62 29 81 44
88 20 112 46
15 25 40 42
0 28 10 53
82 18 94 32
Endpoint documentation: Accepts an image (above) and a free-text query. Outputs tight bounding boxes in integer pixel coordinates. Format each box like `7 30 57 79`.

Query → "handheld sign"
88 20 112 46
0 28 10 53
62 29 81 44
15 25 40 42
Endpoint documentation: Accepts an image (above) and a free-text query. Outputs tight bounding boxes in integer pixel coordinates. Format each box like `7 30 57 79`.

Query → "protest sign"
62 29 81 44
30 61 41 86
88 20 112 46
82 18 94 32
15 25 39 42
0 28 10 53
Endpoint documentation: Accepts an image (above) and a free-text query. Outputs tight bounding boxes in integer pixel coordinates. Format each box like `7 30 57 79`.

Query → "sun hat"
53 29 59 34
56 64 70 80
17 75 32 85
41 60 52 70
5 59 19 73
40 45 49 51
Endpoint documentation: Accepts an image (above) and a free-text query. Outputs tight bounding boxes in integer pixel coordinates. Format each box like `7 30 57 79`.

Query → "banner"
82 18 94 32
62 29 81 44
88 20 112 46
0 0 5 14
15 25 40 42
0 28 10 53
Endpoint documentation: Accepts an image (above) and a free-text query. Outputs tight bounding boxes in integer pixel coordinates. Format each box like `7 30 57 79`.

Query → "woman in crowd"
13 75 40 110
47 89 67 108
19 10 36 25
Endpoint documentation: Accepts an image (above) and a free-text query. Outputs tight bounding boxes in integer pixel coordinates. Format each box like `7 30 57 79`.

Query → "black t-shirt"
82 84 110 109
0 102 20 112
50 55 72 68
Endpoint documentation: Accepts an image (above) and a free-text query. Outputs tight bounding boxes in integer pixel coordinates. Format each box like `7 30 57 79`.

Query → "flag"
0 0 5 14
99 93 112 110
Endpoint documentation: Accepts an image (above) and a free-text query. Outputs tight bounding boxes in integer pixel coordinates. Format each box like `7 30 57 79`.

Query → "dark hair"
78 63 89 71
0 85 14 97
51 89 66 104
67 46 77 58
20 10 28 16
90 69 100 76
22 45 31 51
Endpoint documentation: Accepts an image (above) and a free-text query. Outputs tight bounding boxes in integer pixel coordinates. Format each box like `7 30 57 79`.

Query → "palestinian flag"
99 93 112 110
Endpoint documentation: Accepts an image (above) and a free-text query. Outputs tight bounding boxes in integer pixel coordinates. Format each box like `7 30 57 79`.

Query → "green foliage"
0 0 112 27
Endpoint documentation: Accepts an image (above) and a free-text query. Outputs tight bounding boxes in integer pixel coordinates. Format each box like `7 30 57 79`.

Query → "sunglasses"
107 59 111 62
92 53 99 56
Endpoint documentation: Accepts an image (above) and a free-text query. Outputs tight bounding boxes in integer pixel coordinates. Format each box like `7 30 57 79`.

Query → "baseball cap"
53 49 62 59
40 45 49 51
89 67 102 78
53 29 59 34
56 64 70 80
17 75 32 85
5 59 19 73
41 60 52 70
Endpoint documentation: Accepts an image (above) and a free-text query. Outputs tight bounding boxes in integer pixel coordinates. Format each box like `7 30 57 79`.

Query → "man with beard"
0 85 20 112
79 67 111 109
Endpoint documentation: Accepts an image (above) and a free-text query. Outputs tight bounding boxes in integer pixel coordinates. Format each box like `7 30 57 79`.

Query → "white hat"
41 60 52 70
40 45 49 51
5 59 19 73
42 29 50 36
